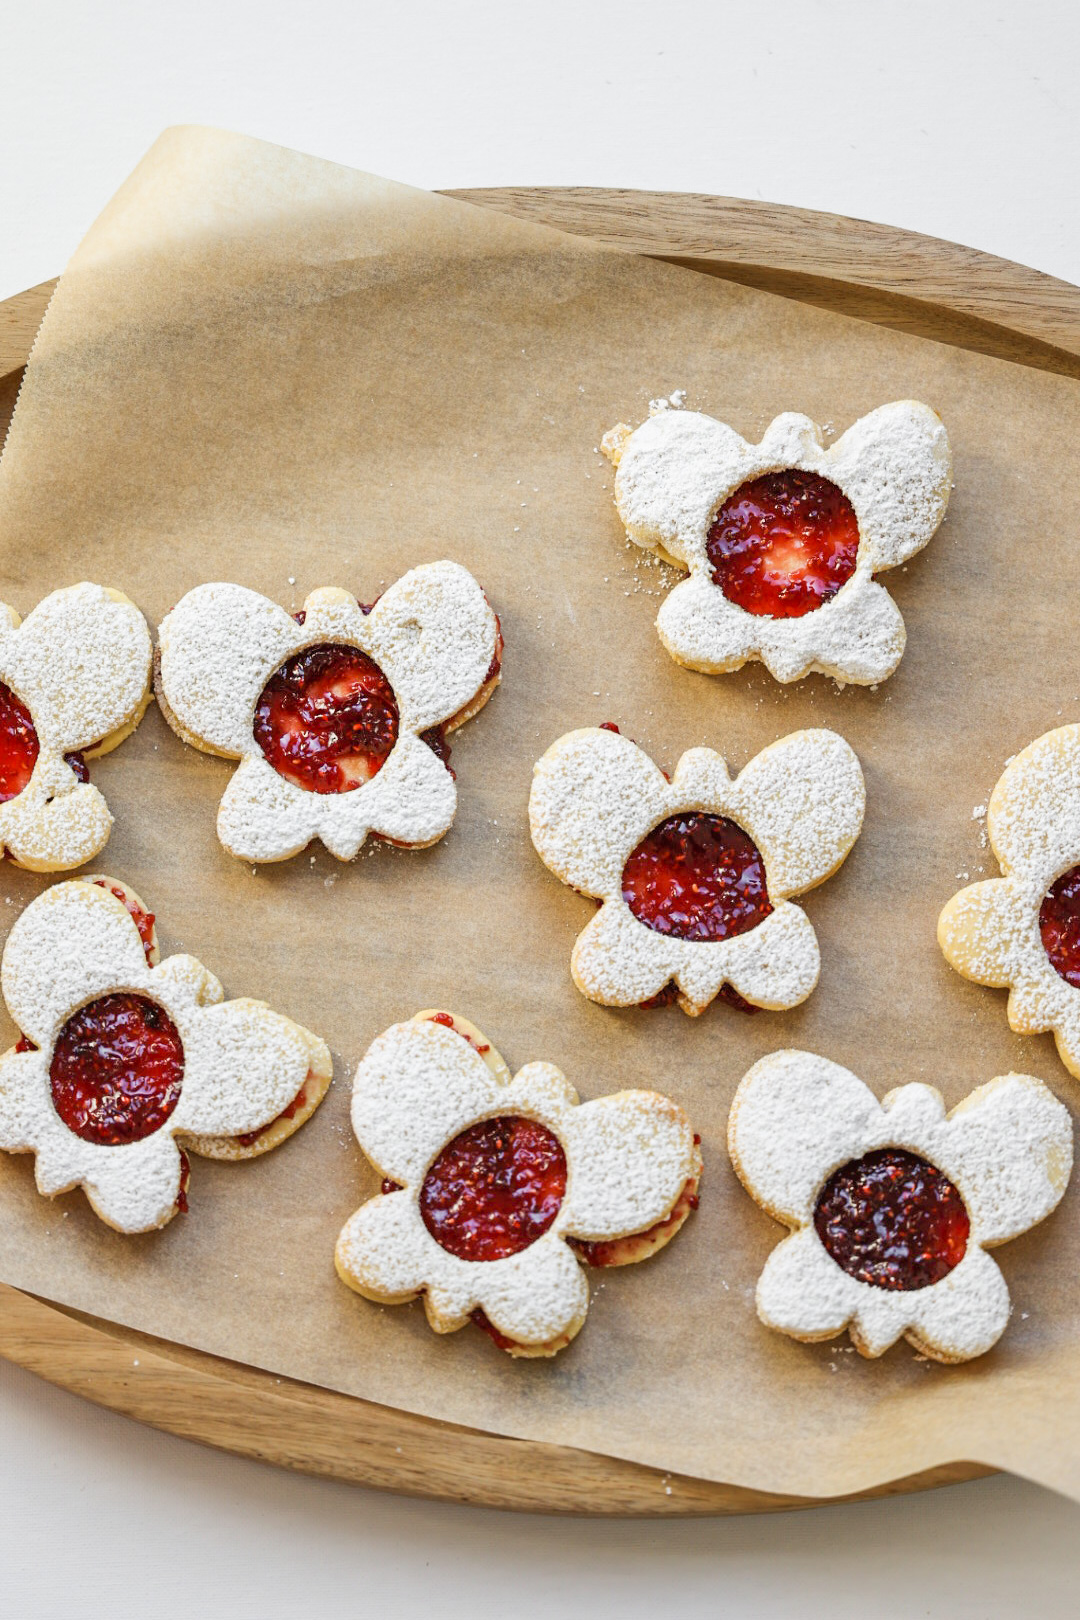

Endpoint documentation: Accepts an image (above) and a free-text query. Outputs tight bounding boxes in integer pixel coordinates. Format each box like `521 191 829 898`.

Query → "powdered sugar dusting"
604 402 951 684
728 1050 1072 1362
0 584 152 871
0 877 331 1231
529 726 864 1016
939 724 1080 1076
156 563 499 863
335 1012 700 1355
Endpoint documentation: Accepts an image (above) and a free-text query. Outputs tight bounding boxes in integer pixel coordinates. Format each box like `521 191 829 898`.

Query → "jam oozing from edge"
814 1147 969 1291
0 680 39 801
176 1149 191 1213
622 812 772 942
235 1082 310 1148
470 1308 519 1352
92 880 156 966
420 726 454 775
65 751 90 783
707 469 860 618
571 1173 701 1267
1039 865 1080 988
50 993 184 1146
253 642 399 794
427 1011 490 1055
420 1115 567 1262
639 980 758 1013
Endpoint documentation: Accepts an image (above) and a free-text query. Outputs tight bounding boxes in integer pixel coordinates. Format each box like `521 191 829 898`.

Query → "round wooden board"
3 186 1075 1514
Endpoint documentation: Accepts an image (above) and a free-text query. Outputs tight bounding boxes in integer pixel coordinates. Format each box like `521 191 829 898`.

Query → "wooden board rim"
1 184 1070 1513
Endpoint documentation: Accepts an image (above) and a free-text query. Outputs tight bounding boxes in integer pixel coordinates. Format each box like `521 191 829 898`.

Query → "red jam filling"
572 1174 701 1267
420 726 454 774
814 1147 969 1291
622 812 772 942
50 993 184 1146
470 1308 519 1352
1039 866 1080 988
707 470 859 618
253 642 399 794
420 1115 567 1261
176 1148 191 1213
0 680 39 801
235 1082 309 1148
92 880 155 966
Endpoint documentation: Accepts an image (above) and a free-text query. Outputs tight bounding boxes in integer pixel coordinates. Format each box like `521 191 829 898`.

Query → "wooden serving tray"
2 188 1078 1514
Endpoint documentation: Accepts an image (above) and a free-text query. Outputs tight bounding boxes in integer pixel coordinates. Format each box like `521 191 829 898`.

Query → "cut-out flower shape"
602 402 951 685
0 583 152 871
156 562 501 863
0 876 332 1231
728 1050 1071 1362
529 725 864 1015
335 1010 702 1357
938 724 1080 1078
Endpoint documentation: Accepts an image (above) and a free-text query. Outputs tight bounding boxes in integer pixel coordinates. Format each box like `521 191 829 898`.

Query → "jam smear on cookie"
91 880 156 965
254 643 399 794
50 993 184 1145
420 1115 567 1261
622 812 772 942
235 1081 309 1148
1039 866 1080 988
707 470 859 619
814 1146 969 1291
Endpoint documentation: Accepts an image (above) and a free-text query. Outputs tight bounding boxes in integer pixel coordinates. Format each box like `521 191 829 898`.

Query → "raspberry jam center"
1039 866 1080 987
253 642 399 794
707 469 859 618
50 993 184 1146
814 1147 969 1291
622 812 772 941
0 680 40 801
420 1115 567 1261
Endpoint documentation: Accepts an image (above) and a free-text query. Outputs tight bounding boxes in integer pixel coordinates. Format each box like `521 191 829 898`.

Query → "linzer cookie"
728 1050 1071 1362
335 1011 702 1357
602 401 951 684
0 876 332 1231
156 564 502 863
529 724 864 1016
0 583 152 870
938 725 1080 1079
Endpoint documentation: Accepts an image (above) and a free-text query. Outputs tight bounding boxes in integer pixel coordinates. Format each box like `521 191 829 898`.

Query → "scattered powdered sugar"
156 563 499 864
334 1013 700 1354
0 584 152 871
728 1050 1072 1362
0 878 331 1232
529 724 864 1017
603 401 951 686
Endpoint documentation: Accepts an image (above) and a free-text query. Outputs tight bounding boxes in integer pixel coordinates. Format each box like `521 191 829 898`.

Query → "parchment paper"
2 125 1080 1503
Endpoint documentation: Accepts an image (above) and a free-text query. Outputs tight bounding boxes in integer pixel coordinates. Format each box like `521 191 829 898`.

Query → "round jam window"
0 679 40 802
706 469 859 619
253 642 399 794
814 1147 969 1291
621 812 772 942
1039 865 1080 988
50 992 184 1146
420 1115 567 1261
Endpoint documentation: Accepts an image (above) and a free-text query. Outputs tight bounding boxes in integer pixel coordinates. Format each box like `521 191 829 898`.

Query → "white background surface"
3 3 1080 1616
